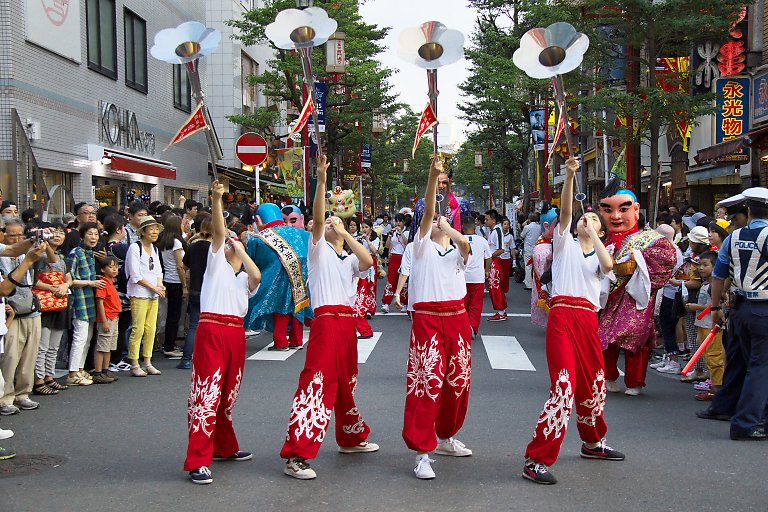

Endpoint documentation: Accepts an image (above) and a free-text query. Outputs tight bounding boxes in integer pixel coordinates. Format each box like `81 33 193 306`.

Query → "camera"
25 227 54 242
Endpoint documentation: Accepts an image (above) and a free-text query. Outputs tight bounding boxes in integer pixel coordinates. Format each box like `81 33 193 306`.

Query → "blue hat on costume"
256 203 282 224
540 208 558 226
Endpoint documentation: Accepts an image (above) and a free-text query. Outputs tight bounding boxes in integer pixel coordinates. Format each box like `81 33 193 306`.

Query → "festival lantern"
150 21 224 180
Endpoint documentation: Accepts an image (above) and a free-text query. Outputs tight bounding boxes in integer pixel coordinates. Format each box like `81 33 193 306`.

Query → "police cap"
716 193 745 208
742 187 768 207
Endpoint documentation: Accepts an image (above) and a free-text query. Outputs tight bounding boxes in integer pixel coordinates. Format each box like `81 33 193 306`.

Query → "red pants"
354 256 377 317
464 283 484 335
488 257 507 312
382 253 406 306
184 313 246 471
273 313 304 349
280 306 371 460
525 297 608 466
500 258 512 294
403 300 472 453
603 343 650 389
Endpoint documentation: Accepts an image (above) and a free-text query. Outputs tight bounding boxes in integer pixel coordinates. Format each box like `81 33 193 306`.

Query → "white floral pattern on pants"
445 334 471 397
535 369 573 440
225 368 243 423
577 369 606 427
286 371 332 443
406 333 444 401
188 366 223 437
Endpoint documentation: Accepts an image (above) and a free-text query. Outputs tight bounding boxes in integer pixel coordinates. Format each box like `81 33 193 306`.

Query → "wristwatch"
710 306 721 311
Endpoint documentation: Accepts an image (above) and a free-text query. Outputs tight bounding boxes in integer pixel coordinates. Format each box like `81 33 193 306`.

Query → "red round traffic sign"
235 133 268 166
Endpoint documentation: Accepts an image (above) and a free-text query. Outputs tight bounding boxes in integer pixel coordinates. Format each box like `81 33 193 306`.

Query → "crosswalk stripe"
480 335 536 371
247 330 310 361
357 332 382 364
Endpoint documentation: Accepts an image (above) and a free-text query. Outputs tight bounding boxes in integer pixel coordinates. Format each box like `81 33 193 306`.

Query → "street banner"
275 147 305 199
714 76 750 163
166 103 207 149
608 147 627 182
288 95 315 138
529 108 546 151
752 71 768 125
307 82 327 133
412 103 438 157
361 143 372 168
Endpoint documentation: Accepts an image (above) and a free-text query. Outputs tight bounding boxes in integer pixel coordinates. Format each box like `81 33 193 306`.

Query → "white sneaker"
434 437 473 457
338 441 380 454
649 355 668 369
107 364 120 373
414 454 435 479
244 330 259 337
657 361 681 374
284 457 317 480
606 379 621 393
625 387 642 396
0 427 13 440
381 304 389 314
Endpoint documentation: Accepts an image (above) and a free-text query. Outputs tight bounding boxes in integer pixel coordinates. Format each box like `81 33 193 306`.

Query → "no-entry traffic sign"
235 133 268 166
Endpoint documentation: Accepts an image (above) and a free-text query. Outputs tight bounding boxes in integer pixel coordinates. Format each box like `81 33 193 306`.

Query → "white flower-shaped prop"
150 21 221 64
397 21 464 69
265 6 338 49
512 22 589 79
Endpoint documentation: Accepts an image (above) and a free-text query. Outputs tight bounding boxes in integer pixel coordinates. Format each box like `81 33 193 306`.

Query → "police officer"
699 188 768 440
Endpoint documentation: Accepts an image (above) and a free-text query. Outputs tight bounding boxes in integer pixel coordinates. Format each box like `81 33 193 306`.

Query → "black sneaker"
212 451 253 461
696 408 731 421
580 440 625 461
267 346 289 352
0 446 16 460
189 466 213 484
522 460 557 485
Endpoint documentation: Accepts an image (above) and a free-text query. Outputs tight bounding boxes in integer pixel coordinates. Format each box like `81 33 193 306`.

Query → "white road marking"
247 330 309 361
481 335 536 371
357 332 382 364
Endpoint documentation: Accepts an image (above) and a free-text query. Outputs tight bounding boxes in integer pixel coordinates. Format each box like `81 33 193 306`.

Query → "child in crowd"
685 251 724 401
523 157 623 486
93 256 122 384
461 214 491 339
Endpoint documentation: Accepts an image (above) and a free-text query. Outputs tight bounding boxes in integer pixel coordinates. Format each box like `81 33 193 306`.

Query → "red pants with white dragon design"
488 257 508 312
184 313 246 471
524 296 608 466
280 305 371 460
403 300 472 453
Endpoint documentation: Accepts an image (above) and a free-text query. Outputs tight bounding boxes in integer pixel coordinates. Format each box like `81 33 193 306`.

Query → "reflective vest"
730 225 768 300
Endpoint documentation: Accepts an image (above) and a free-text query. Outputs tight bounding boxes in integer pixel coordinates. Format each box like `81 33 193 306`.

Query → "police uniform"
706 188 768 440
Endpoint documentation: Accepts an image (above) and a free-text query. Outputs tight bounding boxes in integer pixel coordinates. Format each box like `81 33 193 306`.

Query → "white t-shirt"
200 244 258 317
161 238 184 284
408 226 467 304
308 231 361 309
399 243 413 276
550 221 606 310
465 234 491 284
487 225 504 256
126 242 164 299
501 232 514 260
389 229 409 255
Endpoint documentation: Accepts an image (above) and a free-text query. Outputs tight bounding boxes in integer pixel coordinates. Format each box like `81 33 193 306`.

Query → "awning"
747 124 768 149
213 165 255 191
693 137 748 165
686 162 737 182
87 145 177 180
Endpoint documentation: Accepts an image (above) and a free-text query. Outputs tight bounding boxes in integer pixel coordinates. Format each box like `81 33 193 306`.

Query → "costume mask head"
282 205 304 229
598 180 639 234
255 203 283 230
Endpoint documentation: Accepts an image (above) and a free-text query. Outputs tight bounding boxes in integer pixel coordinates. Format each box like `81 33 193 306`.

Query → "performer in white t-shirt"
393 242 413 313
382 213 409 312
404 157 473 480
523 158 625 486
353 218 380 338
281 155 380 481
184 180 261 486
462 215 491 338
485 209 507 321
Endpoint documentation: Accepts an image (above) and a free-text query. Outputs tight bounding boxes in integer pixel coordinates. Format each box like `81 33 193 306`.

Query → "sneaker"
624 387 641 396
434 437 472 457
213 451 253 461
381 304 389 314
289 345 304 350
90 372 114 384
656 361 682 374
0 446 16 460
267 345 289 352
487 313 507 322
107 364 120 373
358 334 374 339
413 454 436 479
163 349 183 359
284 457 317 480
580 439 626 461
649 355 668 369
244 330 259 337
104 371 119 381
0 405 19 416
66 375 93 386
115 362 132 372
605 379 621 393
15 398 39 410
338 441 380 454
0 427 13 440
176 360 192 370
522 459 557 485
189 466 212 485
694 379 712 391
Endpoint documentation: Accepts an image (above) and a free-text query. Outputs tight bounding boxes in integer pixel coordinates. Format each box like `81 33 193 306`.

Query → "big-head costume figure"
411 168 469 241
246 203 312 350
598 180 676 393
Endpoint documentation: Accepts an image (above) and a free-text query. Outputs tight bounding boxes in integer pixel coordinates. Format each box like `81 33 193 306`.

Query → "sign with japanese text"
307 82 326 133
25 0 82 62
714 76 750 163
752 71 768 126
361 143 372 168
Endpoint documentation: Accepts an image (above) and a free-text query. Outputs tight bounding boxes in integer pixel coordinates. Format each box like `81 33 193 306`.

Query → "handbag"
32 271 69 312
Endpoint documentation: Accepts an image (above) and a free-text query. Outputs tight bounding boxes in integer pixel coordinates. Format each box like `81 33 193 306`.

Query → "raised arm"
331 217 373 271
232 239 261 292
211 180 226 253
559 157 579 234
312 155 330 244
420 158 442 238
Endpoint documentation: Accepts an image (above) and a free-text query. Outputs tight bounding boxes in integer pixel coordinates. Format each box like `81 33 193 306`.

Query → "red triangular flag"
412 103 438 158
165 103 207 150
289 95 315 138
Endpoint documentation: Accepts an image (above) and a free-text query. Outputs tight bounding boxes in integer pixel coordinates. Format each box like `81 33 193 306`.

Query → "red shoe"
487 313 507 322
695 391 715 401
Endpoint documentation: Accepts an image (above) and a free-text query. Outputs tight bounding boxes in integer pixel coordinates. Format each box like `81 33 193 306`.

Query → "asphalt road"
1 282 765 512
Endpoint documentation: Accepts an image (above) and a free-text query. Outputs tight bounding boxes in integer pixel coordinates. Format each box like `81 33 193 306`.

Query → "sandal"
131 365 147 377
33 383 59 396
44 379 68 391
143 364 162 376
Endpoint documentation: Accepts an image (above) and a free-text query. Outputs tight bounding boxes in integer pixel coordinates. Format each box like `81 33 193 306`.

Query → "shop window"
86 0 117 79
124 9 148 94
242 53 259 113
173 64 192 113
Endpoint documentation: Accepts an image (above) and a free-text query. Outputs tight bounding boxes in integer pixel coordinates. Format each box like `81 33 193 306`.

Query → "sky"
358 0 478 147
